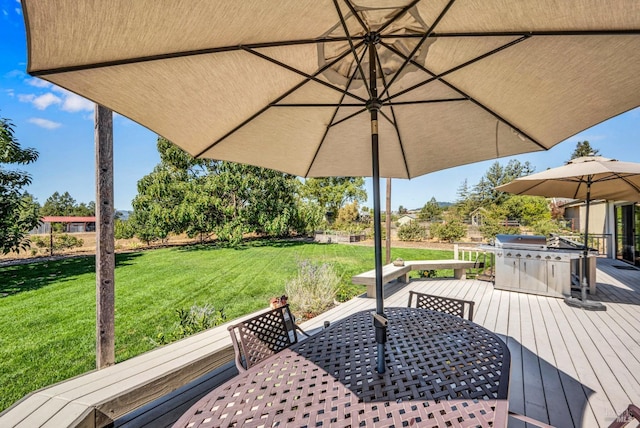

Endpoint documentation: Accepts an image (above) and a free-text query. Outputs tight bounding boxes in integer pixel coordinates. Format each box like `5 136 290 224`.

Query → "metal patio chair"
408 290 475 321
608 404 640 428
228 304 310 372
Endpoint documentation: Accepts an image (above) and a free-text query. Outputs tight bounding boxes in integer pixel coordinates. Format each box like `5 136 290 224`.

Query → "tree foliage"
397 221 427 241
570 141 599 159
430 218 466 243
0 115 41 254
40 191 95 216
301 177 366 223
472 160 535 207
418 197 442 221
131 137 305 245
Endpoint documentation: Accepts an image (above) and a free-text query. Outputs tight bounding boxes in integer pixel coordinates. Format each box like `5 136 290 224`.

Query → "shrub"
430 220 466 242
155 304 226 345
285 260 339 319
114 219 135 239
29 234 83 255
397 221 427 241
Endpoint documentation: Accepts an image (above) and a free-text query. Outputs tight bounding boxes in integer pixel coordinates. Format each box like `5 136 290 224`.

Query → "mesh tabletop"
173 307 510 428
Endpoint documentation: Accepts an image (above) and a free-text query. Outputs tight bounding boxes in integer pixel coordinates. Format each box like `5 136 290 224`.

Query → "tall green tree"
131 137 304 245
0 115 41 253
418 197 442 221
570 141 600 159
301 177 366 223
40 191 72 216
40 191 88 216
472 159 535 207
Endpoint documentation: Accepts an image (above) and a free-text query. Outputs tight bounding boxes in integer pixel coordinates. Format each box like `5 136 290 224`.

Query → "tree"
398 205 408 215
501 195 550 226
131 137 305 245
0 115 41 254
40 191 79 216
334 201 361 231
473 160 535 207
418 197 442 221
570 141 599 159
301 177 366 222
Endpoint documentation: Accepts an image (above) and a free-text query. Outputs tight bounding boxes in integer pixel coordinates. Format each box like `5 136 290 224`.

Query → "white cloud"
26 78 51 88
18 85 93 114
61 92 94 112
28 118 62 130
18 93 35 103
32 92 62 110
4 69 24 79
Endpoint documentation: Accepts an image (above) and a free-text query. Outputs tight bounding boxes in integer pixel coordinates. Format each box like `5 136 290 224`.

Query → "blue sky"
2 1 639 211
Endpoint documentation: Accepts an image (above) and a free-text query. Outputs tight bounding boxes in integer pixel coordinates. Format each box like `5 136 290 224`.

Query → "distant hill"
116 210 132 220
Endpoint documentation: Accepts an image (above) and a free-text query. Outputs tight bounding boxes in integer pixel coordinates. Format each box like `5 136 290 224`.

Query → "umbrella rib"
241 46 367 103
379 0 456 100
304 48 369 178
601 173 640 194
382 35 529 103
373 47 411 178
194 45 365 158
381 29 640 39
377 0 422 35
381 36 546 150
387 98 467 105
333 0 371 99
340 0 369 34
28 37 359 76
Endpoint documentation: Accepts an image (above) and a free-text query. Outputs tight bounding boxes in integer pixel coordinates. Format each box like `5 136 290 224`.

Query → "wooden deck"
292 257 640 428
3 257 639 427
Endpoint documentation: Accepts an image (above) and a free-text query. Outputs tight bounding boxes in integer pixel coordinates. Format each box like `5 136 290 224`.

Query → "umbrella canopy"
21 1 640 178
21 1 640 367
496 156 640 309
495 156 640 203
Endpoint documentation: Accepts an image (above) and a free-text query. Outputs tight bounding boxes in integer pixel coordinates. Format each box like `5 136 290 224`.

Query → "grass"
0 239 452 412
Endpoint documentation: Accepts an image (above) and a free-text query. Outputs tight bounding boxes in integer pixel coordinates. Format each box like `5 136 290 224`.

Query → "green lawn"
0 240 452 412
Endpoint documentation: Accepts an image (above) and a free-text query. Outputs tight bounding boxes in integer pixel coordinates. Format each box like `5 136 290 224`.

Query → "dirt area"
0 233 462 267
0 233 202 266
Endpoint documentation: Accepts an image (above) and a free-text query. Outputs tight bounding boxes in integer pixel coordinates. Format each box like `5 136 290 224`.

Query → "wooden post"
385 178 391 264
95 104 115 368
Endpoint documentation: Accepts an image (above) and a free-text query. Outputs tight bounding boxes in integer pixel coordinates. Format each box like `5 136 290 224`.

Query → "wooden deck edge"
113 362 238 428
95 345 235 424
0 308 268 428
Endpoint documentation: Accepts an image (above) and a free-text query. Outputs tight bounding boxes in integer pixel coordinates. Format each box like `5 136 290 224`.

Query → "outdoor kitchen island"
485 234 596 298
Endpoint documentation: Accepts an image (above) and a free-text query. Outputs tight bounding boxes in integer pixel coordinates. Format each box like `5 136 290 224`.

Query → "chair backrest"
407 290 475 321
228 304 301 372
608 404 640 428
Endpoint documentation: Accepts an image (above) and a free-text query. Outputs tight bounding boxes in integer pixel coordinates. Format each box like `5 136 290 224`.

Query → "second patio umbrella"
20 0 640 370
496 156 640 310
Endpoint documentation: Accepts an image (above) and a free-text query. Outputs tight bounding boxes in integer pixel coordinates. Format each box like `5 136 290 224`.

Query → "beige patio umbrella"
496 156 640 310
21 0 640 371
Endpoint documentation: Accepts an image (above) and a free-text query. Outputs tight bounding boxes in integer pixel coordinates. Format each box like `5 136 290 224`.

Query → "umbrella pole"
565 176 605 311
581 181 591 302
367 33 387 374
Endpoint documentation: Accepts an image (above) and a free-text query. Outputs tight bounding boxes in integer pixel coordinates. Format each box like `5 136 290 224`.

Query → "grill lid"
494 234 547 249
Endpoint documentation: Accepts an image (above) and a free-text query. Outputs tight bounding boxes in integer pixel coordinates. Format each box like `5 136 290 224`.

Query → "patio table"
173 307 511 428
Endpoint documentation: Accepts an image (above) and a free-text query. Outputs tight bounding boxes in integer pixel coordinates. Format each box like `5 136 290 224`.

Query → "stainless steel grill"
485 234 594 298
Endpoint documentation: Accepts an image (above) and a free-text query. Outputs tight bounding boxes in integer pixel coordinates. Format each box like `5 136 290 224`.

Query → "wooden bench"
353 260 482 298
352 264 411 298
